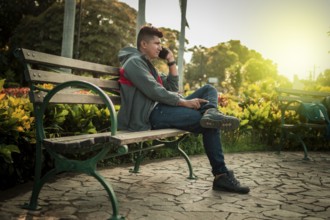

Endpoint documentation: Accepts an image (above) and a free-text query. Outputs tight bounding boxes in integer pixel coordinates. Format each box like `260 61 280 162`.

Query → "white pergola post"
136 0 146 41
61 0 76 58
178 0 188 92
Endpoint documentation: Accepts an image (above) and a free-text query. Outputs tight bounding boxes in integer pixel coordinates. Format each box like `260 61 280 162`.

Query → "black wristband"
167 61 176 67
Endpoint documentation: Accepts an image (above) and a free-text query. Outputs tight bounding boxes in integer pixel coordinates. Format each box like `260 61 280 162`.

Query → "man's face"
141 36 162 59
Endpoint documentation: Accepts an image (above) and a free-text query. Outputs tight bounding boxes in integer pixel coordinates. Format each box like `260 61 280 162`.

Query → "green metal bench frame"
16 48 196 220
277 88 330 160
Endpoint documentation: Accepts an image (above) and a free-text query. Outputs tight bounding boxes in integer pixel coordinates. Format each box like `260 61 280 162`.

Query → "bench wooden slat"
282 123 327 129
43 129 188 154
278 96 323 103
43 133 112 154
22 48 119 75
26 69 119 91
110 129 189 145
277 88 330 97
29 90 121 105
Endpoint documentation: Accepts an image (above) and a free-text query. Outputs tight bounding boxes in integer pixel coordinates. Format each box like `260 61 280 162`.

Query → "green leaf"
0 79 5 91
0 144 20 163
240 119 249 126
56 109 69 117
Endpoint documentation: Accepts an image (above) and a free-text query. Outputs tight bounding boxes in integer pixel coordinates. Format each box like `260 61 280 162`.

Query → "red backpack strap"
118 67 134 86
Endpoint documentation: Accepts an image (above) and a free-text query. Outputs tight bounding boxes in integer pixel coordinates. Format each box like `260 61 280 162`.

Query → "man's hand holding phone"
159 47 176 67
158 47 170 60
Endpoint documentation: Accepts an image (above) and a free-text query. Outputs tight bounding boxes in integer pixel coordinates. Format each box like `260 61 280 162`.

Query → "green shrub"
0 80 35 189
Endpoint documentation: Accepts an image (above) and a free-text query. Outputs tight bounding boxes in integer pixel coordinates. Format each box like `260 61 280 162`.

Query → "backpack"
298 103 329 123
298 102 330 139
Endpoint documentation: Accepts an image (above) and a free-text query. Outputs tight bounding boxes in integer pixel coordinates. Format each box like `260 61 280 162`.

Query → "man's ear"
140 40 147 49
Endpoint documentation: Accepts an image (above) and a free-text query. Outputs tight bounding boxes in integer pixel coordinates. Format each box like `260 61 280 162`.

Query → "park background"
0 0 330 190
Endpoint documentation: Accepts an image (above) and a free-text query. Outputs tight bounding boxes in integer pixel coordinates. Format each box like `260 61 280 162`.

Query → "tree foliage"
1 0 186 86
242 58 277 82
0 0 56 49
0 0 56 86
185 40 279 93
316 69 330 87
10 0 137 66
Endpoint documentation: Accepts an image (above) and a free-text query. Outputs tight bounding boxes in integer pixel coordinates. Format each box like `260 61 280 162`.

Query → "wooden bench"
16 48 196 220
277 88 330 160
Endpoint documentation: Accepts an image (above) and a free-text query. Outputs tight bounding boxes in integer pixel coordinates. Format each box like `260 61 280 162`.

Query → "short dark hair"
137 25 163 50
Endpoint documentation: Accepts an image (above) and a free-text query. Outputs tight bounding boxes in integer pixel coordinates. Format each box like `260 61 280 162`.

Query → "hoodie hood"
118 47 142 65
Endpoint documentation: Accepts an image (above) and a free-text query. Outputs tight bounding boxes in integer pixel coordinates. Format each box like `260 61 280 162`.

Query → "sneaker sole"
212 185 250 194
200 118 239 131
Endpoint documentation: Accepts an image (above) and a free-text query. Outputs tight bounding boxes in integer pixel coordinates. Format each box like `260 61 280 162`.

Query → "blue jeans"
149 84 228 175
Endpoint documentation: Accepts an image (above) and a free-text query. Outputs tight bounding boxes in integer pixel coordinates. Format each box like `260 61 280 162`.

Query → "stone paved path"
1 151 330 220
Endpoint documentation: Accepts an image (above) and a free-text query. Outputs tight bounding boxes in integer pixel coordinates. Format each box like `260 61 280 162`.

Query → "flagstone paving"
1 151 329 220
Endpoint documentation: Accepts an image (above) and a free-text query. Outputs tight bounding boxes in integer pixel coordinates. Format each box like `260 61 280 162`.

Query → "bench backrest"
277 88 330 111
277 88 330 103
18 48 121 105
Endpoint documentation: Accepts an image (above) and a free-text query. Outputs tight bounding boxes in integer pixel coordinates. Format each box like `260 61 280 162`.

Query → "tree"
223 62 243 94
0 0 55 49
242 58 277 83
9 0 136 66
316 69 330 87
1 0 136 86
0 0 56 86
185 45 208 85
74 0 136 65
226 40 251 64
206 43 239 82
185 40 280 91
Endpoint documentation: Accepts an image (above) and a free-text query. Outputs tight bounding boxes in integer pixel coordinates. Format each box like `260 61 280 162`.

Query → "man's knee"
203 84 216 91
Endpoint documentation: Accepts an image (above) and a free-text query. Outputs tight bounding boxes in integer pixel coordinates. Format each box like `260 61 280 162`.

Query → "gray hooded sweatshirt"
117 47 181 131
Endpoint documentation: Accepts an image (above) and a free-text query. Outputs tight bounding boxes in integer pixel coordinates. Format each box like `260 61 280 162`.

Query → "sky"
119 0 330 82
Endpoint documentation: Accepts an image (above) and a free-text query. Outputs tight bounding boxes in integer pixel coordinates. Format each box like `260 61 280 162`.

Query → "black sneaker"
200 108 239 131
213 170 250 194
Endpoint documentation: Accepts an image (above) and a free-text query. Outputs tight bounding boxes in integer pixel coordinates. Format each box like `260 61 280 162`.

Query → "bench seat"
43 128 188 154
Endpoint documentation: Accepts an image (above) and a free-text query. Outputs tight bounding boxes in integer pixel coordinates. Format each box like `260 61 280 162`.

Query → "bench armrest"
37 80 117 140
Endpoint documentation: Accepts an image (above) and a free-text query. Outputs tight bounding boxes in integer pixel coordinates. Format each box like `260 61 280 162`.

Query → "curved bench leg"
22 141 57 210
278 127 285 155
91 171 125 220
130 153 144 173
22 168 57 210
296 135 310 160
176 135 197 180
177 145 197 179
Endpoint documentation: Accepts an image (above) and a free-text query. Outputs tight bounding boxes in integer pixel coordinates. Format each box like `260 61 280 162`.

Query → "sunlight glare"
277 38 316 79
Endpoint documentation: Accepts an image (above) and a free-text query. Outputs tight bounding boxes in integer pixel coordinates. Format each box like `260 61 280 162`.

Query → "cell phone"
158 47 169 59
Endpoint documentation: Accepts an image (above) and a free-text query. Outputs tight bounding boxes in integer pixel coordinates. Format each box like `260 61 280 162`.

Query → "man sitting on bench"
117 25 250 194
